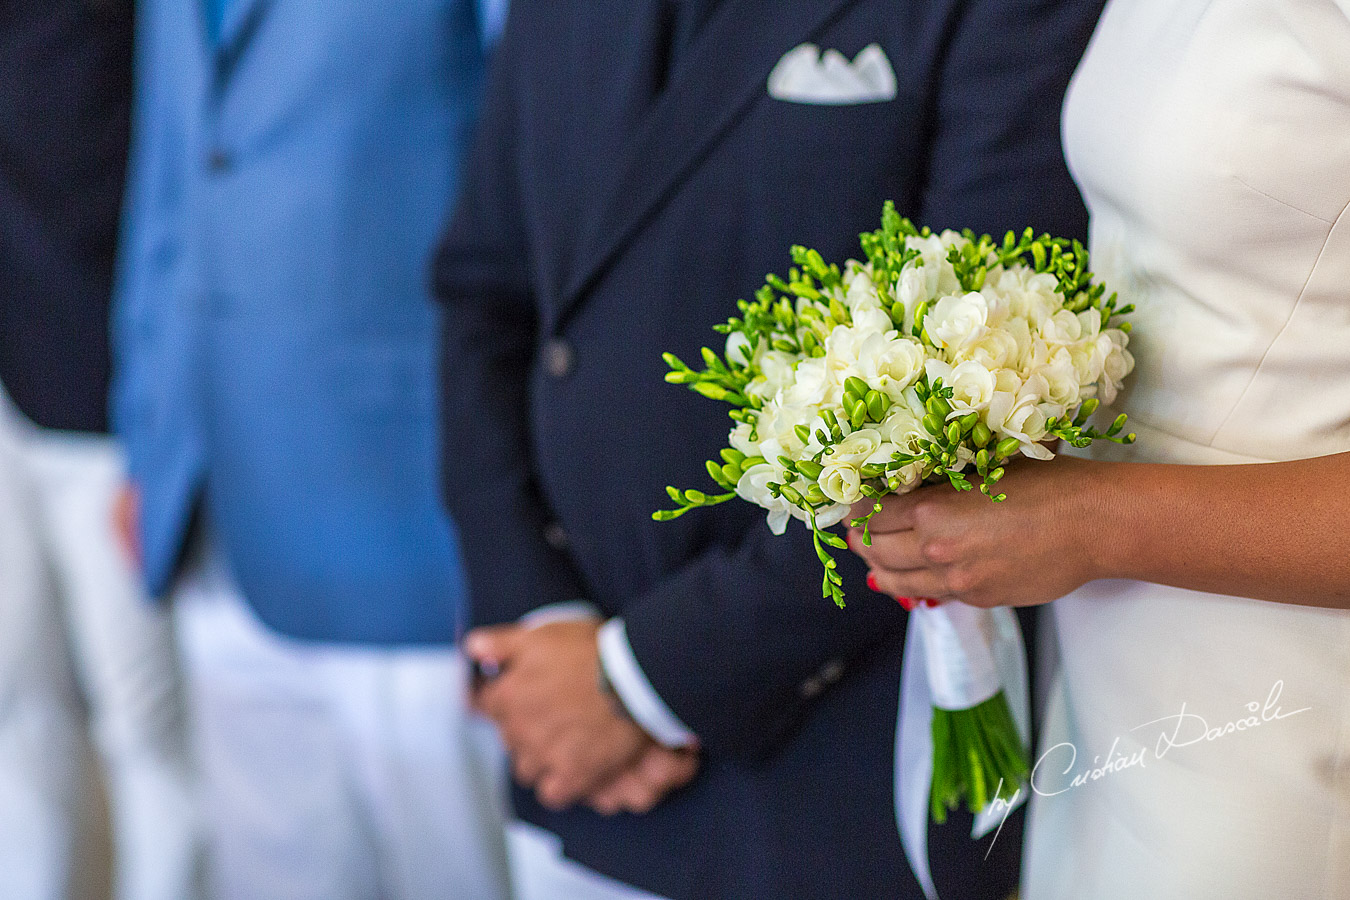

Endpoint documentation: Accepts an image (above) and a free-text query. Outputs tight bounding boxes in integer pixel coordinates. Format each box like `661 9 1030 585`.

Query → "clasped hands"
465 619 698 815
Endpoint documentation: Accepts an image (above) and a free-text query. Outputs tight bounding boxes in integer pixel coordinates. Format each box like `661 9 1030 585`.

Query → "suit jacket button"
819 658 846 685
542 339 574 379
799 676 825 700
543 521 569 550
206 149 233 172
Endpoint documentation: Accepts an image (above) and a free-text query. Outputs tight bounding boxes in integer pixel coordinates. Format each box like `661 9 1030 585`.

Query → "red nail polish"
897 596 916 612
845 532 854 549
921 598 941 608
866 573 880 592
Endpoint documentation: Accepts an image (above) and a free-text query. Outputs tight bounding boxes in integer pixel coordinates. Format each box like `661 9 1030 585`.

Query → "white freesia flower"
850 305 896 337
1098 329 1134 404
1041 309 1084 345
845 266 884 313
827 428 884 465
927 291 990 351
859 334 926 395
956 328 1020 370
724 330 755 367
927 359 998 414
735 464 797 535
898 264 930 310
729 421 758 458
745 349 797 401
819 461 863 504
995 268 1061 327
879 403 926 454
1036 347 1082 409
783 357 833 408
1076 309 1102 340
989 373 1055 459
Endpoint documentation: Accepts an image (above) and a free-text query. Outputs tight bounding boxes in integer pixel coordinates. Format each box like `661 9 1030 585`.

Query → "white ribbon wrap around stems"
895 603 1031 900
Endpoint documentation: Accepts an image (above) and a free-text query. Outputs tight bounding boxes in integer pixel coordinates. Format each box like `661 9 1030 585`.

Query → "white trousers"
172 547 513 900
0 390 202 900
507 823 670 900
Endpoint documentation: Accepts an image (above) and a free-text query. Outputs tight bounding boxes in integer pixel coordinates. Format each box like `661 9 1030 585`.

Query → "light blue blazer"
113 0 506 643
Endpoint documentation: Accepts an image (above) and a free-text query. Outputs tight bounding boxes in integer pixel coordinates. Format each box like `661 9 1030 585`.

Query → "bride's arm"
848 451 1350 610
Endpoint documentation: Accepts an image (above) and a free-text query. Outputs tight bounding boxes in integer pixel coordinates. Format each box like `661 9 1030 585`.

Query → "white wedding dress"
1022 2 1350 898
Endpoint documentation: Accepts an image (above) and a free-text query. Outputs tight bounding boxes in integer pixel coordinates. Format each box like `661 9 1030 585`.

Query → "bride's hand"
847 455 1112 609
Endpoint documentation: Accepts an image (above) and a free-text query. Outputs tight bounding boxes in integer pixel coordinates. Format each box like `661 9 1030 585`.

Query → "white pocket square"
767 42 897 105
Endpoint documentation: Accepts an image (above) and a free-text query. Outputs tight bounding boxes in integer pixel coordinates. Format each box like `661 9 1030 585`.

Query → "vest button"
542 339 574 379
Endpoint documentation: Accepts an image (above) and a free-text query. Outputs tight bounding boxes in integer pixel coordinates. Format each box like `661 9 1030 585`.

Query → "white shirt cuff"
597 618 699 749
519 601 601 629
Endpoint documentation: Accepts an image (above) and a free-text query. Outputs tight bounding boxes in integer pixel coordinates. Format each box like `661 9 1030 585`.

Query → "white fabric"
1025 2 1350 897
507 820 670 900
0 388 201 900
519 600 602 629
172 546 512 900
598 619 698 749
896 605 1030 900
767 43 898 105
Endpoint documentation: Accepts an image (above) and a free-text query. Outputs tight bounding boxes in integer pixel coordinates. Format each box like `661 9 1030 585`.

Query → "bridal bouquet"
655 203 1135 834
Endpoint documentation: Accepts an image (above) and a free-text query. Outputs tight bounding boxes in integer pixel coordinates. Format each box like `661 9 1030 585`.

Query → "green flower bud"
975 448 991 471
741 456 766 470
684 489 707 505
720 448 746 466
779 485 805 506
845 376 870 400
804 484 827 505
995 437 1021 459
794 424 812 444
946 421 962 445
922 413 944 436
860 463 887 479
706 460 728 485
700 347 721 370
959 412 979 432
828 297 849 324
972 422 993 448
1075 397 1099 425
926 395 953 419
691 382 729 401
866 390 889 421
850 404 867 431
796 459 824 480
721 463 742 485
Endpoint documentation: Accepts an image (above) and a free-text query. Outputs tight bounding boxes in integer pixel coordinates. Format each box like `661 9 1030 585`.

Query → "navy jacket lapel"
556 0 866 326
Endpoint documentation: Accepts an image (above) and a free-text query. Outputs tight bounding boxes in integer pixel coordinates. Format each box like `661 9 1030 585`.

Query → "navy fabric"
0 0 134 433
114 0 495 643
437 0 1105 896
436 0 1104 896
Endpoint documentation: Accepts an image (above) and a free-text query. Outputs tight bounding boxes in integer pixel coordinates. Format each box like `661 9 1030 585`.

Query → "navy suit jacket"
436 0 1102 896
0 0 133 432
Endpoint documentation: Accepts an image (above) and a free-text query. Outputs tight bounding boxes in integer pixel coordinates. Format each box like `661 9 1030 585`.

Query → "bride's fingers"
848 528 925 572
867 566 952 604
850 493 918 535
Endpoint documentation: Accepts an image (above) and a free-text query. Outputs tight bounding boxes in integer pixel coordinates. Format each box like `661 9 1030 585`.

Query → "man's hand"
113 481 143 570
465 619 652 810
585 744 700 816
